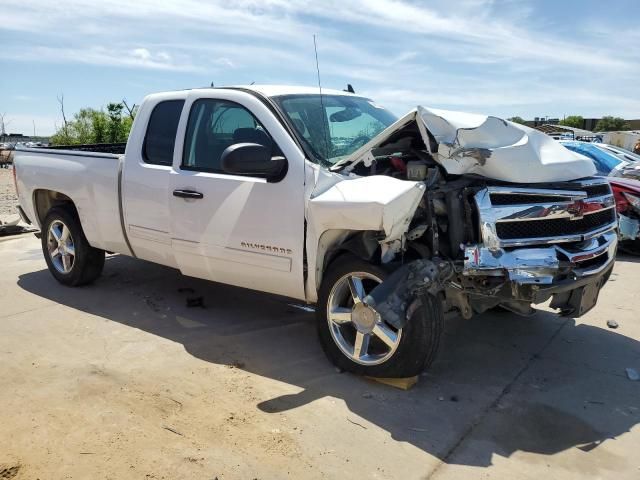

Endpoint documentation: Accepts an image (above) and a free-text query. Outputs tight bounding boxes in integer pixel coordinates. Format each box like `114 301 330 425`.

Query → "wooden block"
366 375 418 390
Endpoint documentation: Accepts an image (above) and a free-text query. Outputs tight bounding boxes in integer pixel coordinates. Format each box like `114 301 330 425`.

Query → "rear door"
122 94 185 267
168 89 306 300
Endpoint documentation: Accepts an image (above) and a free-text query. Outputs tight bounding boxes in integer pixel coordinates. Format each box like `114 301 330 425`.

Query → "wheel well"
33 190 77 226
316 230 381 293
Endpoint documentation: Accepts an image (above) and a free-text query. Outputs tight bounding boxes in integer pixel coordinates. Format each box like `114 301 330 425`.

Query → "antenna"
313 34 330 159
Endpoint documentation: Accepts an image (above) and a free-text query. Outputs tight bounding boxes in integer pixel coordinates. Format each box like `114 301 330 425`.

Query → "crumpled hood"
336 106 596 183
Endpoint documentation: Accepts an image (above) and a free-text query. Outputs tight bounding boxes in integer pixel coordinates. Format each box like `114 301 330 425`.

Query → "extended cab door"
121 93 186 267
168 90 306 300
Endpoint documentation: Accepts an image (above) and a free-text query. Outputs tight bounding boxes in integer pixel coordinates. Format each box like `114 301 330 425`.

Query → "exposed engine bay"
308 109 618 323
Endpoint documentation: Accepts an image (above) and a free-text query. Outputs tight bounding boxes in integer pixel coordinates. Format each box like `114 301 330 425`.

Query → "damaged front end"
459 179 617 317
352 177 618 328
311 105 617 327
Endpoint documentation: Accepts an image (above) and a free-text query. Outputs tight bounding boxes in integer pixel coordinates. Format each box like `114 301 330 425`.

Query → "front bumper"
461 230 617 315
464 230 617 285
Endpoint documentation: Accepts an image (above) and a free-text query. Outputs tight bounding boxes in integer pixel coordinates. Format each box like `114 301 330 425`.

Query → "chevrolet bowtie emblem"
567 199 602 220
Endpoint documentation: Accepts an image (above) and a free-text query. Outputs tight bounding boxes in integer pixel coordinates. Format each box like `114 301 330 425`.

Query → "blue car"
559 141 640 180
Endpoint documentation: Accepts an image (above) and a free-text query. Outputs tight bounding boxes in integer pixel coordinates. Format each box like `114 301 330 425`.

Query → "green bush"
50 102 135 146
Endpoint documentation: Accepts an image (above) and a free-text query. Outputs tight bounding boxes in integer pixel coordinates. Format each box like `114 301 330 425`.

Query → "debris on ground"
186 296 205 308
0 214 35 237
607 320 619 329
625 368 639 381
287 303 316 313
162 425 184 436
409 427 429 432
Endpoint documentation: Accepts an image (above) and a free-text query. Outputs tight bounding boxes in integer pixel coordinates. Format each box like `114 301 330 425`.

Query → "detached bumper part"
364 259 452 330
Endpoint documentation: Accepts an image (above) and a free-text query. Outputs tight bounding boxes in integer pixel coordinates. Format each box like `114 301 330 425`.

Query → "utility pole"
33 120 36 138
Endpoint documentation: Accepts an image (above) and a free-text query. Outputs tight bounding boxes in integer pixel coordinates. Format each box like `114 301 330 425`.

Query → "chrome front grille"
475 178 618 248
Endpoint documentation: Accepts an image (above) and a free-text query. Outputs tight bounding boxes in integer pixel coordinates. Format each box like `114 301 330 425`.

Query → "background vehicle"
560 140 640 180
560 140 640 253
13 86 617 378
595 143 640 164
609 177 640 254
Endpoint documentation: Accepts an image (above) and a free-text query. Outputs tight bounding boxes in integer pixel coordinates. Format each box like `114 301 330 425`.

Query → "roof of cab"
235 84 360 98
144 85 361 102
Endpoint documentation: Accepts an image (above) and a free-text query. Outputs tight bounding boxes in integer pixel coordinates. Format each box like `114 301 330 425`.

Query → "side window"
143 100 185 165
182 99 274 174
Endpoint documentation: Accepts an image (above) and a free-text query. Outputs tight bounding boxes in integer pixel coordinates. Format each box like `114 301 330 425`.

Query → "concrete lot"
1 234 639 479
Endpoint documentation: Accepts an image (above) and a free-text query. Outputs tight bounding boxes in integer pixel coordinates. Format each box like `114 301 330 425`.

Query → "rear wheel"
41 207 105 286
317 255 444 378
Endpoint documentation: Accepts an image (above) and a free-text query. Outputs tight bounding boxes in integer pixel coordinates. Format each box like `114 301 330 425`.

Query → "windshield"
562 142 623 175
595 144 640 164
273 94 397 165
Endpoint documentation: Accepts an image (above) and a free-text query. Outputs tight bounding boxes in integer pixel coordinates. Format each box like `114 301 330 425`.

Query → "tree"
92 110 108 144
106 102 125 143
559 115 584 129
595 116 630 132
50 101 134 146
507 116 526 125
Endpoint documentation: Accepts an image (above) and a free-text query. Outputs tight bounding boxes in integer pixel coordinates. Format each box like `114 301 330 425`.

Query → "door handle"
173 189 204 199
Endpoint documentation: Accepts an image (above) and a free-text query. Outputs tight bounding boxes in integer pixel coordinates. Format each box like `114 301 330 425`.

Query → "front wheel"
317 255 444 378
41 207 105 286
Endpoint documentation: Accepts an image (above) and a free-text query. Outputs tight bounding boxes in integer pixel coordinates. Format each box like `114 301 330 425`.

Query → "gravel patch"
0 168 19 217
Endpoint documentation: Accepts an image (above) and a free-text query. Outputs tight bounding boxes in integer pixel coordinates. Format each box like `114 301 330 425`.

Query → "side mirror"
220 143 287 179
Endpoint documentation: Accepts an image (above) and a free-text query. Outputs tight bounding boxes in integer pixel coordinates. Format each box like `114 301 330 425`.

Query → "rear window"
143 100 185 165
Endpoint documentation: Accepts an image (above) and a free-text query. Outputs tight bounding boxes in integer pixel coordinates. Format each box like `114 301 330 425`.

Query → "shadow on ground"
17 254 640 467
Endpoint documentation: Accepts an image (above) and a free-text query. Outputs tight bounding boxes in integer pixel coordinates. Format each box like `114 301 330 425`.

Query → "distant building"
1 133 50 144
603 131 640 151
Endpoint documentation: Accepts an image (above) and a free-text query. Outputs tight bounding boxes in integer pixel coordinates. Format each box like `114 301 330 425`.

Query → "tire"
41 207 105 286
317 255 444 378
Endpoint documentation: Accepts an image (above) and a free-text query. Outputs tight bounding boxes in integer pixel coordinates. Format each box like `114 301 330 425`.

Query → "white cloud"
131 48 152 61
2 45 202 72
215 57 235 68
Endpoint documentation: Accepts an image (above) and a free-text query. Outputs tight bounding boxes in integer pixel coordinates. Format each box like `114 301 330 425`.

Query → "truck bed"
14 146 130 255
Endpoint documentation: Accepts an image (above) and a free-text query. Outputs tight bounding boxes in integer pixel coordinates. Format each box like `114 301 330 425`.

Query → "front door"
168 90 306 300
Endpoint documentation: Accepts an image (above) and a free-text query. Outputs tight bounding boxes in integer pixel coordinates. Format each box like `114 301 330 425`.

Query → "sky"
1 0 639 136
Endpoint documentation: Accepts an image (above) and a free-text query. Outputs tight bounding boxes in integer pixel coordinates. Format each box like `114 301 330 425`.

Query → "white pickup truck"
14 85 618 377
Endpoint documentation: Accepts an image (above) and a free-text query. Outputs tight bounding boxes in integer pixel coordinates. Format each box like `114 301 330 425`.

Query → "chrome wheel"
47 220 75 274
326 271 402 366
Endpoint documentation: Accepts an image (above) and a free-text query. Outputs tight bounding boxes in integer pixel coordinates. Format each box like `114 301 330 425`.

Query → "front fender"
305 175 425 303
